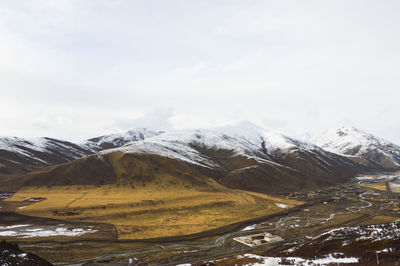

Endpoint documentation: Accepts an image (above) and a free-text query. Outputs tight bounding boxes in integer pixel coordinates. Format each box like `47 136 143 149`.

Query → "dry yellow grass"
360 182 400 193
9 179 301 239
360 183 387 191
359 215 400 226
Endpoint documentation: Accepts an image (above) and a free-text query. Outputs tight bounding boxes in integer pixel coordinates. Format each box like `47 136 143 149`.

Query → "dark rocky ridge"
0 240 53 266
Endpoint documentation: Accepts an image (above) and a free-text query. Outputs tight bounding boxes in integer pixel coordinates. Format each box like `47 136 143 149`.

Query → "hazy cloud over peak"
113 107 174 132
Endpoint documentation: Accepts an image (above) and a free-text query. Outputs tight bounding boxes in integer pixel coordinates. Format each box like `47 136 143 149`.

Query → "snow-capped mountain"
1 122 366 194
82 128 163 152
310 126 400 171
102 121 318 168
0 137 92 178
95 121 361 194
0 128 162 179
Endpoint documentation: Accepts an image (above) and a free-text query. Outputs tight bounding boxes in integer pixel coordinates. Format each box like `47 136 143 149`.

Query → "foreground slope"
310 126 400 171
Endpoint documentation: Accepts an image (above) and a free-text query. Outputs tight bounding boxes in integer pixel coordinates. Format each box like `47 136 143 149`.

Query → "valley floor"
3 182 299 240
1 174 400 265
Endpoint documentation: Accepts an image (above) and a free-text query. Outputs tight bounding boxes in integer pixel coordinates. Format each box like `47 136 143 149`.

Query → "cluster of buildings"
379 201 400 211
0 192 13 200
372 191 400 211
332 191 347 202
371 181 400 211
286 190 324 200
233 233 283 247
286 185 361 202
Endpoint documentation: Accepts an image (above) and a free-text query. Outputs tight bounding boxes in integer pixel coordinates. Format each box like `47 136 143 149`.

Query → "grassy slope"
360 182 400 193
10 185 299 239
6 153 301 239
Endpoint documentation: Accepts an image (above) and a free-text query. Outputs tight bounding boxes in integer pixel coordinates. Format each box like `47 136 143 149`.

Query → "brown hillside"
0 145 360 195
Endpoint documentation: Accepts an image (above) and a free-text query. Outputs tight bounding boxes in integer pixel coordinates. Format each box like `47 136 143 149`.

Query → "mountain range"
2 122 398 194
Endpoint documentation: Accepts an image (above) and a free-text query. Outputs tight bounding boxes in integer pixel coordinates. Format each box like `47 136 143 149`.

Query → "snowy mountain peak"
336 126 363 136
82 127 163 152
102 122 320 168
311 126 391 152
310 126 400 170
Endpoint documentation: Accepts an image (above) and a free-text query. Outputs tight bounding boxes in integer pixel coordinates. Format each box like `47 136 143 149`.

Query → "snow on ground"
275 203 290 208
192 253 359 266
237 253 358 265
356 174 400 181
389 182 400 190
309 126 400 167
241 224 257 231
356 175 393 181
0 224 97 238
314 221 400 243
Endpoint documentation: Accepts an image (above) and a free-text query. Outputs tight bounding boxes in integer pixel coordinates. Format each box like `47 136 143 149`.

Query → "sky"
0 0 400 143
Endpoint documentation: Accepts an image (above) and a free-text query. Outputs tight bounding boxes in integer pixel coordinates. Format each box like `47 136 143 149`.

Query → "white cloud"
0 0 399 143
113 107 174 132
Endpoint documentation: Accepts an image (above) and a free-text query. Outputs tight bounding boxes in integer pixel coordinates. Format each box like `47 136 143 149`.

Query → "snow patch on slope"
0 224 98 238
0 137 45 154
101 121 320 168
311 126 399 155
82 128 162 151
310 126 400 168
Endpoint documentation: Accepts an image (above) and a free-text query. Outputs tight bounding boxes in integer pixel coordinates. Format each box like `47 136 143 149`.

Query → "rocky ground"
0 240 53 265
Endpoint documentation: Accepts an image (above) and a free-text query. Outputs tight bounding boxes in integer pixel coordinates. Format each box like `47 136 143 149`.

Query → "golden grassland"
356 171 400 178
8 179 301 239
359 182 400 193
359 215 400 226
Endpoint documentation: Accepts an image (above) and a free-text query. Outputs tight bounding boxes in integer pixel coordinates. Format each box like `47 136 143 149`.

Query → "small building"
233 233 283 247
0 192 14 200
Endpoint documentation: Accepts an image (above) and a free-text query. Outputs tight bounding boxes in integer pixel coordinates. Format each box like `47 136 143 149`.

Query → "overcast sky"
1 0 399 143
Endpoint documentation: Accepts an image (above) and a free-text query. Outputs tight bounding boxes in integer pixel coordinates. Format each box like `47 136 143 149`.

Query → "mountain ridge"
1 121 367 195
310 126 400 171
0 128 162 179
1 122 399 186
